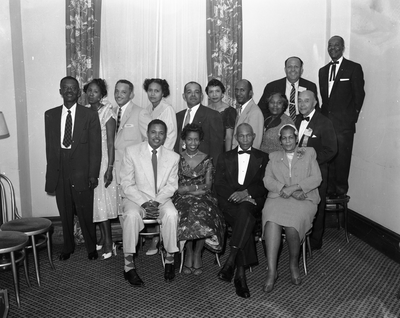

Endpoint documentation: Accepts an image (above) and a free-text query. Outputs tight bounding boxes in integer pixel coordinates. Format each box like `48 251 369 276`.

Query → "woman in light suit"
261 124 322 292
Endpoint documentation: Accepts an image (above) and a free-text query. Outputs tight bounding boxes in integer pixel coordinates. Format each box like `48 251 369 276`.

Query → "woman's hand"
104 168 113 188
279 185 298 198
291 190 307 200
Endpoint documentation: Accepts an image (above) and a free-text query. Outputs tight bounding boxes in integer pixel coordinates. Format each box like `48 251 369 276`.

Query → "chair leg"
215 253 221 267
302 240 307 275
180 248 184 273
10 251 21 308
31 235 41 286
22 249 31 288
159 228 165 268
46 232 55 270
307 235 312 259
344 203 350 243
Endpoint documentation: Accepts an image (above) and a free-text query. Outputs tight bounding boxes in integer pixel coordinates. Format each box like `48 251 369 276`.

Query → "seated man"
120 119 180 286
215 123 269 298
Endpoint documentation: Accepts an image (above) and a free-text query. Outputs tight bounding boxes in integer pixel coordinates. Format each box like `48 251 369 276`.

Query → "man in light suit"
319 36 365 198
232 80 264 149
215 123 269 299
295 90 337 250
114 80 152 186
258 57 319 120
120 119 180 286
174 81 224 164
45 76 101 260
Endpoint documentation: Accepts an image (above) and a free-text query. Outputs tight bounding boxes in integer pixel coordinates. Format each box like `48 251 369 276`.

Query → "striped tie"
62 110 72 147
289 84 297 122
116 107 122 132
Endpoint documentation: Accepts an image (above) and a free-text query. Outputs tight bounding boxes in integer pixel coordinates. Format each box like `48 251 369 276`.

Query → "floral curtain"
66 0 102 105
206 0 242 107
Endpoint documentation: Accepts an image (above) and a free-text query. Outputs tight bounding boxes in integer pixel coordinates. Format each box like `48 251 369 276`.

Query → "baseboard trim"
348 209 400 264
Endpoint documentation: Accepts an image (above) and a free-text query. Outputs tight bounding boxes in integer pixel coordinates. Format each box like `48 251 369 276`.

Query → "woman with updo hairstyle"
205 79 236 151
84 78 118 260
260 92 294 154
172 123 225 275
261 124 322 292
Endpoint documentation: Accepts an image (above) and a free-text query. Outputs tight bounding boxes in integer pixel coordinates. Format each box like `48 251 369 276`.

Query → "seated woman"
260 92 294 154
173 123 225 275
262 124 322 292
205 79 236 151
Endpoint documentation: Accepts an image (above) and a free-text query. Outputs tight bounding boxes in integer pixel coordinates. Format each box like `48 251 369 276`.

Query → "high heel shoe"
96 244 103 251
262 272 278 293
146 237 159 256
100 243 117 260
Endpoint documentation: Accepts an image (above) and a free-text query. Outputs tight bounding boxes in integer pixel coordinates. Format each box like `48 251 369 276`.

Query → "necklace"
186 150 199 158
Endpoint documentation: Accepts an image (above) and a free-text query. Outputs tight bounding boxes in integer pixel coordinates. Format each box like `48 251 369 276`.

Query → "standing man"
120 119 180 286
296 90 337 250
258 57 319 120
319 36 365 199
45 76 101 260
232 80 264 149
174 81 224 164
215 123 269 299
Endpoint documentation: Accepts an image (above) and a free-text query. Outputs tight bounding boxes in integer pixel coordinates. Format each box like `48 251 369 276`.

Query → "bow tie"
238 150 251 155
302 117 310 122
330 61 339 65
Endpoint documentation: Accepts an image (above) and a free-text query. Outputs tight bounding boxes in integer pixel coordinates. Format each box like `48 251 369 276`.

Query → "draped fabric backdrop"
66 0 102 105
100 0 207 112
206 0 242 107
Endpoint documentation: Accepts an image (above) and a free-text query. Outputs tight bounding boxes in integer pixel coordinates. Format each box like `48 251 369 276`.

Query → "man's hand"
104 168 113 188
228 190 249 204
141 201 160 219
89 177 98 189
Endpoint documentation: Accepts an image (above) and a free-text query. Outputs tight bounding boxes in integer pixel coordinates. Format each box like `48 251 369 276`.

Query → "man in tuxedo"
174 81 224 164
319 36 365 198
120 119 180 286
45 76 101 260
232 79 264 149
215 123 269 298
295 90 337 250
258 57 319 120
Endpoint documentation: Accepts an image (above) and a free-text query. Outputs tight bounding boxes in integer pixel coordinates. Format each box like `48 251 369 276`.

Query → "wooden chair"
325 195 350 243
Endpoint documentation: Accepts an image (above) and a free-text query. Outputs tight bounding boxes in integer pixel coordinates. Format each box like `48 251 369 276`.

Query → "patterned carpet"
1 228 399 318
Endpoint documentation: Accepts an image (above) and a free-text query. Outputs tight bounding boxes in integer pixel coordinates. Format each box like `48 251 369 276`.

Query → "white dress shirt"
298 109 316 141
182 104 200 128
60 103 77 149
238 146 251 185
118 100 130 120
328 56 343 97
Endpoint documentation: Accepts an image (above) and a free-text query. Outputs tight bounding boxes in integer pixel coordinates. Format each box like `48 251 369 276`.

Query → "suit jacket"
295 111 337 169
258 77 319 118
174 104 224 164
114 101 152 184
232 99 264 150
120 142 180 207
45 104 101 192
215 147 269 209
264 148 322 205
318 57 365 132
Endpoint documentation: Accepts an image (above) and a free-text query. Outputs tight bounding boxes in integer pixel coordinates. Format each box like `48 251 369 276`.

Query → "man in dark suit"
45 76 101 260
258 56 319 120
174 81 224 164
319 35 365 198
215 123 269 299
295 90 337 250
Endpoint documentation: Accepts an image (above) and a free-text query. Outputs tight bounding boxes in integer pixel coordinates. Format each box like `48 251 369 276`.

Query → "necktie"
302 117 310 122
183 108 191 128
116 107 122 132
238 150 251 155
63 110 72 147
237 105 243 116
330 61 339 81
152 149 157 194
289 84 297 122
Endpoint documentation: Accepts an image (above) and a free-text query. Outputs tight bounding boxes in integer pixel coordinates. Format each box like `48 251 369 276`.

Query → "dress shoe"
100 243 117 260
217 264 235 283
234 277 250 298
310 243 322 251
124 269 144 287
262 272 278 293
164 263 175 282
88 251 98 260
59 252 73 261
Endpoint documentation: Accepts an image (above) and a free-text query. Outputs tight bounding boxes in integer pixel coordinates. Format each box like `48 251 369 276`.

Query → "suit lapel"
192 105 206 126
226 148 239 186
118 101 133 134
242 149 262 187
141 143 155 192
71 105 85 154
156 146 169 192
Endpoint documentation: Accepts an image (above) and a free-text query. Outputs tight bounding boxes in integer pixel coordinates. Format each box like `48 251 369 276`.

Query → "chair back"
0 174 20 225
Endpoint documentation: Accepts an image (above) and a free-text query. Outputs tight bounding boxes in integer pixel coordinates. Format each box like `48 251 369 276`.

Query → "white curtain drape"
100 0 207 112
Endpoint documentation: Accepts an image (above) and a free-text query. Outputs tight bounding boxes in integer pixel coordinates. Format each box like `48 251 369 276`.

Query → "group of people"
44 35 365 299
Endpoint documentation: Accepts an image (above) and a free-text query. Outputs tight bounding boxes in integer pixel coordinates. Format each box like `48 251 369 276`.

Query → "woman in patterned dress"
173 124 225 275
84 79 118 260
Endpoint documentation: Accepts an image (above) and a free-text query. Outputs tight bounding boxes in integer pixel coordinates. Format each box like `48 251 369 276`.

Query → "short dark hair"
181 123 204 141
83 78 108 98
267 92 289 112
60 76 79 88
330 35 345 47
147 119 167 134
116 79 134 92
143 78 170 97
238 79 253 92
284 56 304 67
205 79 226 94
184 81 202 93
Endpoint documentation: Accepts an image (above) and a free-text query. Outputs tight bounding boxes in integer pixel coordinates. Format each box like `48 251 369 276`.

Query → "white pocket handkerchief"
340 78 350 81
124 124 134 127
312 135 317 138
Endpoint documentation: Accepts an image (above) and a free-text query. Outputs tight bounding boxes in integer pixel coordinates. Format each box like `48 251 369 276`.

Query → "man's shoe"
124 269 144 287
88 251 98 260
59 252 73 261
164 263 175 282
234 277 250 298
217 264 235 283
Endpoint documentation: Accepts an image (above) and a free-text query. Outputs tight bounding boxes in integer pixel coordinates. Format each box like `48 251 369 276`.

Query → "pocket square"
312 135 317 138
340 78 350 81
124 124 134 127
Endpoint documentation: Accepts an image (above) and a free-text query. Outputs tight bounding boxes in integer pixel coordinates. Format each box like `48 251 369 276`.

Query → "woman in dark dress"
173 124 225 275
206 79 236 151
